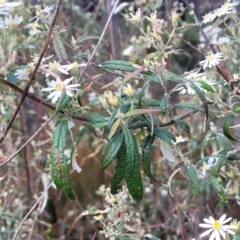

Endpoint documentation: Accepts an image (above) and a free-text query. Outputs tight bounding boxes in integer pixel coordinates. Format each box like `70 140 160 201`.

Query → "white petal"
210 230 220 240
48 80 57 87
41 87 54 92
204 217 215 224
219 229 226 239
199 223 213 228
47 91 57 99
72 152 82 173
200 228 213 238
63 77 74 85
65 84 79 89
52 91 62 103
219 214 226 223
222 217 232 224
66 90 73 97
58 67 69 75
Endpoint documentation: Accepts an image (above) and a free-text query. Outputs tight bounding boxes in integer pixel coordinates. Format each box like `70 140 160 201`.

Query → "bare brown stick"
0 0 63 144
0 112 57 167
0 78 91 122
76 0 120 83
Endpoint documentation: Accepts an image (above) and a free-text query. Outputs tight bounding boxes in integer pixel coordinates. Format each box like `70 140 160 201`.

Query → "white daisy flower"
41 77 79 104
199 52 223 69
201 11 217 24
0 1 22 7
0 1 22 15
227 0 239 7
48 60 69 75
0 14 23 28
172 135 189 145
145 11 157 23
61 61 86 72
199 214 236 239
126 8 141 22
214 4 233 17
14 62 35 80
30 5 54 22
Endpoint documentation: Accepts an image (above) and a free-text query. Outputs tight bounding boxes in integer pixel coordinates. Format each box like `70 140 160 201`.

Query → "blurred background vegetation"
1 0 240 239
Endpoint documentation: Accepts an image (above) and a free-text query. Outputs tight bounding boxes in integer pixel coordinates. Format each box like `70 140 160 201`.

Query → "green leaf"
124 108 162 117
202 132 213 155
124 128 143 200
56 93 71 111
154 128 176 145
233 105 240 113
101 133 124 171
159 95 169 114
6 72 18 84
142 136 159 183
108 118 122 139
223 115 240 141
141 98 162 107
189 81 208 119
102 60 135 72
174 119 190 133
74 126 89 143
111 140 127 194
186 164 201 195
208 176 228 203
160 140 175 162
199 80 215 93
52 34 67 61
88 113 109 128
216 133 232 151
226 150 240 161
174 102 204 112
50 120 76 200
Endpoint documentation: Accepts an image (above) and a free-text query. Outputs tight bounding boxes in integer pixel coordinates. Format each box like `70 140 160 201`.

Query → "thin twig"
77 0 120 83
0 112 57 167
0 0 63 144
12 182 53 240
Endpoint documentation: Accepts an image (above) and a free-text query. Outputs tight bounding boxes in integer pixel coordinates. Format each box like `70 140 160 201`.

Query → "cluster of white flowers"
199 214 239 240
201 0 239 24
175 69 216 95
0 1 22 29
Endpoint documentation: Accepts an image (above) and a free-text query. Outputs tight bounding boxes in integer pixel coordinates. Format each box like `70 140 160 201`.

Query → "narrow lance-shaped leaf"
111 140 127 194
186 164 201 196
174 119 190 133
223 115 240 142
50 120 76 200
101 133 124 171
102 60 135 72
124 128 143 200
142 136 159 183
208 176 228 203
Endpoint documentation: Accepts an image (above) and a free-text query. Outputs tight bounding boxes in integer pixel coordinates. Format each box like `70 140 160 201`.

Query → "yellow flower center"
123 84 133 96
96 215 104 221
203 12 213 20
223 2 230 7
49 61 59 72
231 219 239 231
171 12 179 23
213 221 221 230
201 163 208 171
71 61 79 70
109 96 118 106
233 73 238 80
9 20 17 26
55 83 63 91
206 55 214 61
